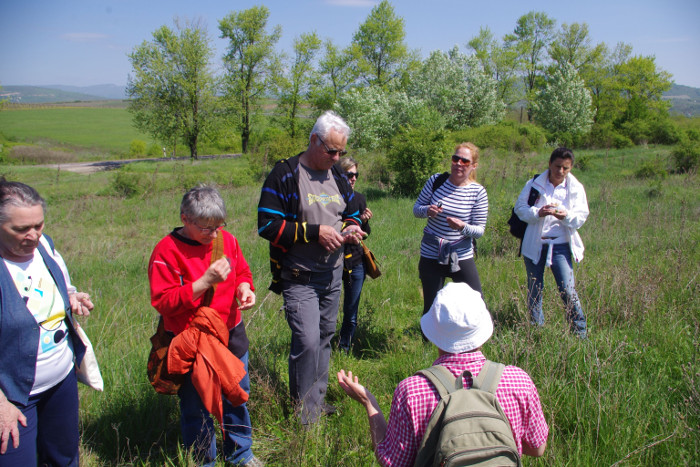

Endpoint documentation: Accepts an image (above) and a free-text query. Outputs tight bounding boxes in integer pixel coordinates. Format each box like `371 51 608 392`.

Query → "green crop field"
0 106 154 155
2 144 697 466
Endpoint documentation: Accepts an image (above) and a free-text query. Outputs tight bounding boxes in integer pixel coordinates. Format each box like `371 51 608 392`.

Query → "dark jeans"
339 262 366 351
178 351 254 467
419 256 482 315
0 369 79 467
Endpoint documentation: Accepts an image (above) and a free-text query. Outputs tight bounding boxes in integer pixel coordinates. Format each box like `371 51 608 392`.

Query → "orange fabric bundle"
167 306 249 429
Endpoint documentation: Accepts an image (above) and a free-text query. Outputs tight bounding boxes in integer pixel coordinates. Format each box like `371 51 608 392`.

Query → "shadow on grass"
81 389 181 464
363 187 391 202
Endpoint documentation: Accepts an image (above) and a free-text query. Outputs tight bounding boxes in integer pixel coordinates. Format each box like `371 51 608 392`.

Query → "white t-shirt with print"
3 249 74 394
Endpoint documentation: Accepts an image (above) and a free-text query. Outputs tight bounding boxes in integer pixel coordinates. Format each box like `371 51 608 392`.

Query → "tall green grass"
3 145 698 466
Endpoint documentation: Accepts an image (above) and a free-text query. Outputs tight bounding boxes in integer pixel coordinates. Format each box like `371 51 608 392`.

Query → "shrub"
453 122 546 153
671 140 700 173
388 128 450 197
574 154 591 171
648 118 681 145
635 159 668 179
129 139 147 157
147 143 163 157
111 171 146 198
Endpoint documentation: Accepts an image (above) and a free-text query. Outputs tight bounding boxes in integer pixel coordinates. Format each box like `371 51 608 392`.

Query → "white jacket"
514 171 589 264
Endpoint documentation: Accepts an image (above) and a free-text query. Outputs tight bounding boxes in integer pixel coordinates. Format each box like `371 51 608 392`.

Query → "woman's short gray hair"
180 185 227 223
310 110 351 142
0 178 46 224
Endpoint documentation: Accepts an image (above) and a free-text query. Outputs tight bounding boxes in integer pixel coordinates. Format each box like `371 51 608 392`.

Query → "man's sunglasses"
317 135 348 157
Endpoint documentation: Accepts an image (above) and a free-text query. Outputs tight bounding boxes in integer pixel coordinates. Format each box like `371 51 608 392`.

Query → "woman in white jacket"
514 148 589 338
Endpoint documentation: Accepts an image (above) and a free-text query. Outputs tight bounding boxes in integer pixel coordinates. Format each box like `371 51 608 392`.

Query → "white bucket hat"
420 282 493 353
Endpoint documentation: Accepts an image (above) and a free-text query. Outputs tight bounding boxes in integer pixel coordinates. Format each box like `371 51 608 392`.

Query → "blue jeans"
178 351 254 467
524 243 587 337
0 369 79 467
339 262 365 351
282 266 342 424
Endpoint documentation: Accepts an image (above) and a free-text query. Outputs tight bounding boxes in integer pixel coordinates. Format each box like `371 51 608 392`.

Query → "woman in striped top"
413 142 488 316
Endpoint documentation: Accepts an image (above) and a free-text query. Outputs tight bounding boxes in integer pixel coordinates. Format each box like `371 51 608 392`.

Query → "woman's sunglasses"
451 154 473 166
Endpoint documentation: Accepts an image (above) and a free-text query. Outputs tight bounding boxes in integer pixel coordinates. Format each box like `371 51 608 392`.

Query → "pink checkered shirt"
375 351 548 467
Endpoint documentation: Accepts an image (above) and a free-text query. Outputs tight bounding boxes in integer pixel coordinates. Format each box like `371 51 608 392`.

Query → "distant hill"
0 84 126 104
663 84 700 117
44 84 126 100
1 82 698 116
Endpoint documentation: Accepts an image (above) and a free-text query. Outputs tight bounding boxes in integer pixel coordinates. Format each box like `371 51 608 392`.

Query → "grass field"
0 106 154 156
2 143 697 466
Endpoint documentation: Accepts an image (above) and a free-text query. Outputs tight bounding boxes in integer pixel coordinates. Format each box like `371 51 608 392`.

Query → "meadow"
1 140 697 466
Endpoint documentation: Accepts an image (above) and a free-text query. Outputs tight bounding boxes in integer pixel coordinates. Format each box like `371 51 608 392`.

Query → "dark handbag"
147 233 224 395
361 240 381 279
508 174 540 256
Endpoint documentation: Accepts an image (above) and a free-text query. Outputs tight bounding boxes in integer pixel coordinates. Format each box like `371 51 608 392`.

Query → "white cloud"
324 0 376 6
60 33 109 42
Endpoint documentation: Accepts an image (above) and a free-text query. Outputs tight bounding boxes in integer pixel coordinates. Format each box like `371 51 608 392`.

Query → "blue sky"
1 0 699 88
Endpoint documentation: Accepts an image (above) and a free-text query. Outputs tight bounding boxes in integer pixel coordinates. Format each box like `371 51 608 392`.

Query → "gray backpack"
413 361 521 467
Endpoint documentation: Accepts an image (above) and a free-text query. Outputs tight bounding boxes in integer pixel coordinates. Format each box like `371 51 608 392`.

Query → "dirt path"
39 154 241 174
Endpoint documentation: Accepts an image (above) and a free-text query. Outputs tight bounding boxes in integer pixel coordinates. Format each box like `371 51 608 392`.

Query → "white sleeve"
39 235 76 294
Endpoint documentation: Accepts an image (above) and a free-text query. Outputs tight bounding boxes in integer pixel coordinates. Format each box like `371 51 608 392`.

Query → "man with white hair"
258 110 365 424
337 282 548 465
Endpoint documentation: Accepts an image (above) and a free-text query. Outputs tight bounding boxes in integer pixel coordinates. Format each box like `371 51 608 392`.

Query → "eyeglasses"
189 220 226 234
451 154 473 166
317 135 348 157
345 171 359 179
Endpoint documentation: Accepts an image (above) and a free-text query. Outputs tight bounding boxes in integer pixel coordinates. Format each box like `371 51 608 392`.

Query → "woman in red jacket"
148 185 262 467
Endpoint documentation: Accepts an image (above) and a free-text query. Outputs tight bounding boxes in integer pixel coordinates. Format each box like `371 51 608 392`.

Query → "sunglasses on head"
451 154 473 166
345 171 359 179
317 135 348 157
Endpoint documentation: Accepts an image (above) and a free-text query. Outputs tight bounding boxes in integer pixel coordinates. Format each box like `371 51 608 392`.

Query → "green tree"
549 22 606 77
467 27 520 105
588 42 632 123
335 87 437 151
615 55 672 121
278 32 321 139
506 11 555 119
127 20 217 159
351 0 410 87
532 63 594 137
309 40 357 111
407 48 504 130
219 6 282 153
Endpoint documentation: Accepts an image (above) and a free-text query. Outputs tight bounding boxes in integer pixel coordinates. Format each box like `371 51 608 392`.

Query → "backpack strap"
416 365 461 398
472 360 505 394
527 173 541 207
431 172 450 194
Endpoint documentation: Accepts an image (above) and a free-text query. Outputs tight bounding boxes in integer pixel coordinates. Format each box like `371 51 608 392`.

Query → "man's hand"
337 369 373 407
341 225 367 245
0 397 26 454
318 225 344 252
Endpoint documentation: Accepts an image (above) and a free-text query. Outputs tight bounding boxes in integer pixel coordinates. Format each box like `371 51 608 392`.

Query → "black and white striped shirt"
413 173 488 260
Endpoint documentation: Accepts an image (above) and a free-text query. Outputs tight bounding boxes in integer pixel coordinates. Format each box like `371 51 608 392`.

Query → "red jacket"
167 306 248 428
148 228 254 334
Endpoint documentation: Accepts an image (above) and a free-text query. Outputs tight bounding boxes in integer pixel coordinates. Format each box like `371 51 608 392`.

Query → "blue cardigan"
0 235 86 405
